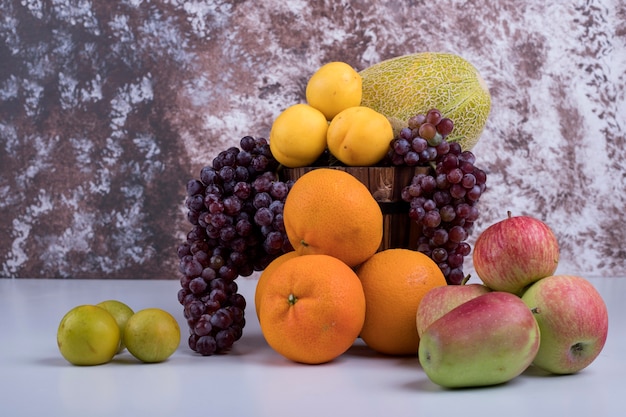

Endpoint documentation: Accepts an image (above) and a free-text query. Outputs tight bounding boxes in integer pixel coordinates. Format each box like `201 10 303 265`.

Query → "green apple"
96 300 134 354
57 305 120 366
521 275 609 374
416 283 491 338
124 308 181 363
418 291 540 388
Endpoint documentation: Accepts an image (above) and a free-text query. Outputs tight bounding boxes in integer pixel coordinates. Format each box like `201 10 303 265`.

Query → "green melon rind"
359 52 491 150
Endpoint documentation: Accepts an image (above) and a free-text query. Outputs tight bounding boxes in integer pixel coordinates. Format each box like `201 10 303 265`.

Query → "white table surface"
1 276 624 417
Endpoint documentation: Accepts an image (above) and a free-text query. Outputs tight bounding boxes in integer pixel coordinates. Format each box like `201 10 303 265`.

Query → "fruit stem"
445 135 464 144
460 274 471 285
288 293 298 305
327 153 343 167
507 210 512 219
530 307 541 314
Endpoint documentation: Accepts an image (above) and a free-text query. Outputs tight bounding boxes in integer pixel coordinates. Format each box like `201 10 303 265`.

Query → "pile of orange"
356 248 446 355
283 168 382 267
257 254 366 364
255 168 447 364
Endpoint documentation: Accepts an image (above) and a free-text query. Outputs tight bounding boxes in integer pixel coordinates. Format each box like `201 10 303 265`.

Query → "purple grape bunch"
387 109 488 285
177 136 294 355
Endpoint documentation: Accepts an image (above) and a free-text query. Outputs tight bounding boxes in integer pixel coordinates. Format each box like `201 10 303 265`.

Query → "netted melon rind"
360 52 491 150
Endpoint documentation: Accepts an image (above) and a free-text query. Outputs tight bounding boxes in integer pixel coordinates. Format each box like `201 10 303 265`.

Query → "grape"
426 108 442 125
431 247 448 262
439 205 456 222
254 207 273 226
446 168 464 184
240 136 256 151
420 175 437 193
435 140 450 155
450 183 467 199
186 179 205 196
422 146 438 161
449 225 468 243
436 118 454 136
412 137 428 152
466 185 483 202
186 194 205 211
389 108 487 284
422 210 441 228
457 242 472 256
178 135 294 355
251 155 269 171
448 253 464 269
418 123 437 141
194 315 213 337
393 138 411 155
459 151 476 165
253 192 272 208
449 142 462 155
399 127 413 140
189 277 208 295
408 113 427 129
431 228 449 246
462 173 477 189
409 206 425 222
448 268 466 285
403 151 420 166
216 328 237 351
195 335 217 356
474 168 487 185
270 181 289 200
210 309 234 330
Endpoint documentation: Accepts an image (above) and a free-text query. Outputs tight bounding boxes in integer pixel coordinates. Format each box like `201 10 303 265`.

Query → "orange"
356 248 447 355
283 168 383 267
258 254 366 364
254 251 300 320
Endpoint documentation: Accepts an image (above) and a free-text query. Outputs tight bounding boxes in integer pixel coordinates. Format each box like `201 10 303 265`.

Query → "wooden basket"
281 166 429 251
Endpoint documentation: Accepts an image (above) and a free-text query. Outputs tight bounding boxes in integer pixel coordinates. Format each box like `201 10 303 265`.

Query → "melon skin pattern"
360 52 491 150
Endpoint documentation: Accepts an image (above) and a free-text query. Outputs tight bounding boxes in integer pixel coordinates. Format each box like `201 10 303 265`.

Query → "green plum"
124 308 181 363
96 300 135 354
57 305 120 366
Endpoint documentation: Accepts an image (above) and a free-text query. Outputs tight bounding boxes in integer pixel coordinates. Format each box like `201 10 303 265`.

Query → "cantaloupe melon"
360 52 491 150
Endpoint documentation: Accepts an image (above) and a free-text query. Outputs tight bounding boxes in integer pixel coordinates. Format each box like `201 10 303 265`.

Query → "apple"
418 291 540 388
521 274 609 374
416 282 491 338
472 211 559 294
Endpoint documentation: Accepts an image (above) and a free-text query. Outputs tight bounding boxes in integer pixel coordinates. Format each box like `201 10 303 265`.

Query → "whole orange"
258 254 366 364
356 248 447 355
283 168 383 267
254 251 300 320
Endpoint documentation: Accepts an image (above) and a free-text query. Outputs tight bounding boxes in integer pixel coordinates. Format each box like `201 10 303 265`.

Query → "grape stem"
445 135 464 144
460 274 471 285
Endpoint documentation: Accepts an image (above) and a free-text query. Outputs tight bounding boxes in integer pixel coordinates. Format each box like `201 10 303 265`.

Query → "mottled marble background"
1 0 625 279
